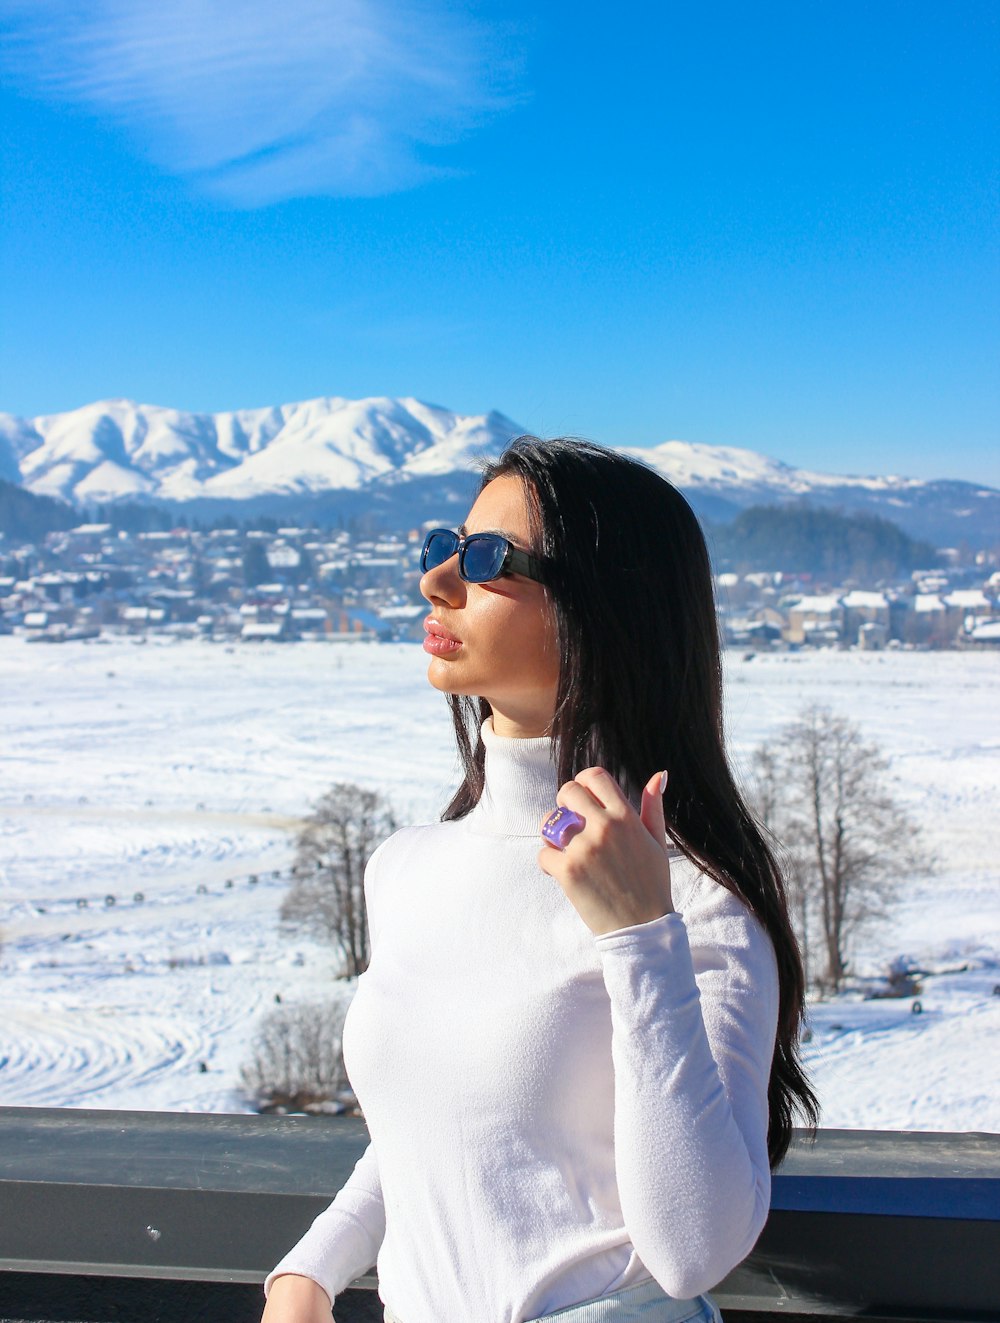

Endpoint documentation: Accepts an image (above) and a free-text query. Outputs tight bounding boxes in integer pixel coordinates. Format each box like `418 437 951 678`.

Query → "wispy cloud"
0 0 524 204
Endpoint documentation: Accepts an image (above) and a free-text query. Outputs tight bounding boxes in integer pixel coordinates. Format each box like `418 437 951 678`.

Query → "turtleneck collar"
469 716 560 837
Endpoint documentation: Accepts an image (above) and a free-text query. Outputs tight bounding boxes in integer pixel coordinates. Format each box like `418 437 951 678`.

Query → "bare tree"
281 782 396 978
750 744 813 987
749 705 927 994
239 998 353 1114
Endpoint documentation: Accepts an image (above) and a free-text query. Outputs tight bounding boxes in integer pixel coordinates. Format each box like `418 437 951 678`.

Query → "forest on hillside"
707 504 938 580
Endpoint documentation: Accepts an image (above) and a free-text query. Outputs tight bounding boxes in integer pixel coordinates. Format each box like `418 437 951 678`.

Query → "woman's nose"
419 555 466 606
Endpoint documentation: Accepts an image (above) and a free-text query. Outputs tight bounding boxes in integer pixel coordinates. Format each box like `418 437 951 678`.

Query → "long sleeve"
594 874 778 1299
263 846 391 1305
262 1140 386 1304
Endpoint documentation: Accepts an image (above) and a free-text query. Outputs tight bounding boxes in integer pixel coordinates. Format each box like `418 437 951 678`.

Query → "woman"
261 437 818 1323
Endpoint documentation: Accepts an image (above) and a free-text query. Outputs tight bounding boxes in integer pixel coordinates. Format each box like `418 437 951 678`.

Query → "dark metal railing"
0 1107 997 1322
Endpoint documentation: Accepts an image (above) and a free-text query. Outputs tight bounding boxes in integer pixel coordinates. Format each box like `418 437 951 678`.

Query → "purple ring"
541 806 585 850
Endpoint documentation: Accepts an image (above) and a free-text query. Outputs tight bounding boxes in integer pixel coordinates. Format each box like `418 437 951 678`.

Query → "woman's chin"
425 657 468 694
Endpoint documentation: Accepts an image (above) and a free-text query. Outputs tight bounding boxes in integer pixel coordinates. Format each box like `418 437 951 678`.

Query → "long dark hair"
442 436 818 1167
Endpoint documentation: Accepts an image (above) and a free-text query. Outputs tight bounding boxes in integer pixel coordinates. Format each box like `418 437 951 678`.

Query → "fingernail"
658 770 668 795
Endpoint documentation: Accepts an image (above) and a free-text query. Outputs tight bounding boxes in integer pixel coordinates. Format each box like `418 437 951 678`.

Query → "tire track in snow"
0 1001 213 1107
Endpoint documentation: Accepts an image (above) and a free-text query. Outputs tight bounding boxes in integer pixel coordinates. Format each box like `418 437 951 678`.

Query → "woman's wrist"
592 906 675 939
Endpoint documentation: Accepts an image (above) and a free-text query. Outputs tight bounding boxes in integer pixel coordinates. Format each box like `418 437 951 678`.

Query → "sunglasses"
420 528 546 584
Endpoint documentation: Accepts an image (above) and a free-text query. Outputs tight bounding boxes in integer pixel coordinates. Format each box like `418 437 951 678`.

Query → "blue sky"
1 0 997 484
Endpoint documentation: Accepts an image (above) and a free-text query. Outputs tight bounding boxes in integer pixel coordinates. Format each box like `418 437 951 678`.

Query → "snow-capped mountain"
622 439 934 500
618 439 1000 545
1 396 996 546
0 396 519 505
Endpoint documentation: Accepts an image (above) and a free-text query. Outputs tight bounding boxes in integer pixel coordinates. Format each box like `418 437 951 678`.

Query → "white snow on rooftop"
944 590 991 609
789 595 843 613
241 621 284 637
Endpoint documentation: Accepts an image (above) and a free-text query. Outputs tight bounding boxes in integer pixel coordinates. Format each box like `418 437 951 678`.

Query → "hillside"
2 396 997 547
0 479 76 543
708 505 940 579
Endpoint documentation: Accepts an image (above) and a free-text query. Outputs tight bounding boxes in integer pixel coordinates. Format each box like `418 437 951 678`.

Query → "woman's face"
420 474 560 738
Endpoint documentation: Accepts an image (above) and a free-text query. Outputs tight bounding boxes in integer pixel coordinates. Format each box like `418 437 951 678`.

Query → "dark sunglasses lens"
422 530 459 571
461 535 506 582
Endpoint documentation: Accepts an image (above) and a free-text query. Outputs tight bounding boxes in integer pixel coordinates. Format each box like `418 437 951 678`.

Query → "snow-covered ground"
1 638 997 1131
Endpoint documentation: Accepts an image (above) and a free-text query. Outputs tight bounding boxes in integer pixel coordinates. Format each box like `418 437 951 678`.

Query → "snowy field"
0 637 997 1133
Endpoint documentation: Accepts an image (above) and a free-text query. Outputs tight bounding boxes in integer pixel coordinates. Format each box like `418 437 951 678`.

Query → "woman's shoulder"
367 819 438 863
362 819 458 948
365 815 465 876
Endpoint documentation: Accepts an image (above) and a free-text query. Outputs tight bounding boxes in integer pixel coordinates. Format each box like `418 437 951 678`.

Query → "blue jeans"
383 1277 722 1322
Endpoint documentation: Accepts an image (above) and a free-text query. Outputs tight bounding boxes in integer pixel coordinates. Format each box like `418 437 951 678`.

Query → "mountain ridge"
1 395 996 547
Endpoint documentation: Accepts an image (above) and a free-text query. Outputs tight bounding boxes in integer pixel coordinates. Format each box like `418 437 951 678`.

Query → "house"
374 602 426 642
967 619 1000 647
943 589 992 625
121 605 167 633
858 620 889 650
241 620 289 642
722 607 785 649
842 590 889 645
785 595 844 646
898 592 952 646
266 544 302 572
913 592 945 617
331 607 383 640
289 607 330 638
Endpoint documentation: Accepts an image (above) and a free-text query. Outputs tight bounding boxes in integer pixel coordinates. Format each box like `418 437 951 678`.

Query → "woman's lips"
423 616 463 657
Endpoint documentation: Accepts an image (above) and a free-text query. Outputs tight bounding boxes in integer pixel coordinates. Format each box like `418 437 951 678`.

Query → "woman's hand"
260 1273 334 1322
539 768 673 937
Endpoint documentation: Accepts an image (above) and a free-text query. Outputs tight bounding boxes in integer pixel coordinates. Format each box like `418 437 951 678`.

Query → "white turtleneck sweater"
264 720 778 1322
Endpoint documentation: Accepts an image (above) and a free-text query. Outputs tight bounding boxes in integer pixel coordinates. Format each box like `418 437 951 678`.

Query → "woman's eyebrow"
461 524 523 542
